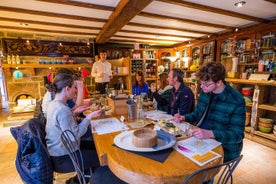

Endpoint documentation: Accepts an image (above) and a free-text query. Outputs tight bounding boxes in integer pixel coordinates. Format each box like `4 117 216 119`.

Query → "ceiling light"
235 28 239 32
234 1 246 8
20 23 28 26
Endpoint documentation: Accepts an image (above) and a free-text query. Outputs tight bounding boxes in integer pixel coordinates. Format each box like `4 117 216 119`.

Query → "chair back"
183 155 243 184
60 130 86 184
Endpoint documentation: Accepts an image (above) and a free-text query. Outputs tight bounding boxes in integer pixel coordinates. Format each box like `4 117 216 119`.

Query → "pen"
177 145 192 153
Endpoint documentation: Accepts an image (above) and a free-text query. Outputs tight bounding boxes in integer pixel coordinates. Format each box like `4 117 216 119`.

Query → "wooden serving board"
152 120 184 137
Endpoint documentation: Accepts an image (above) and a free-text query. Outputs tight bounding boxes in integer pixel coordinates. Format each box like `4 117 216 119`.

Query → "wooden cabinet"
259 32 276 72
108 57 131 93
183 41 216 71
226 78 276 149
181 47 191 69
201 41 216 63
191 46 200 67
144 59 158 83
217 38 236 62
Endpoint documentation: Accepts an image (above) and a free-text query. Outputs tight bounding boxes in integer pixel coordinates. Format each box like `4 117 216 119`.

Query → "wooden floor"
0 101 276 184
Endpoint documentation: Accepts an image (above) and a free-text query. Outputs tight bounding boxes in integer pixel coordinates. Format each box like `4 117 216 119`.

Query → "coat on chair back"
10 118 53 184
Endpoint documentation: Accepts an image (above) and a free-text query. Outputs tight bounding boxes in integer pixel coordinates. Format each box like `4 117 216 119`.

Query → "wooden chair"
60 130 86 184
183 155 243 184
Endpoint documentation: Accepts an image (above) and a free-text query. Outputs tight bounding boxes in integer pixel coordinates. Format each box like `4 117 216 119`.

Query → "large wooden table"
92 116 223 184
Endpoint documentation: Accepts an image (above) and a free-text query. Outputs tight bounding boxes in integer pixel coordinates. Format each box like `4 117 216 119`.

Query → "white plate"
114 130 176 152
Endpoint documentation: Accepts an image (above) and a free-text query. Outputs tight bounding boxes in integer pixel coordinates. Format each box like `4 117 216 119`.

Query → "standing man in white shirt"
91 50 113 94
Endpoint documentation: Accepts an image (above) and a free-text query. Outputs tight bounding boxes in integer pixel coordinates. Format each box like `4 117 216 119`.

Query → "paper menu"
145 110 173 121
174 137 222 166
91 117 127 135
180 137 222 155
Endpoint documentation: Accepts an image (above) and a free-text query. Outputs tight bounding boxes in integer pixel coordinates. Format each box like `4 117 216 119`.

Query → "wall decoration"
13 70 23 79
3 38 94 57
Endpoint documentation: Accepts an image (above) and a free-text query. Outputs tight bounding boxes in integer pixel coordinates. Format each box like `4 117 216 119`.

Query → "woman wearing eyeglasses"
174 62 245 163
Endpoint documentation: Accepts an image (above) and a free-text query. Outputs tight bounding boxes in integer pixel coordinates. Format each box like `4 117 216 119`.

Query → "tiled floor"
0 102 276 184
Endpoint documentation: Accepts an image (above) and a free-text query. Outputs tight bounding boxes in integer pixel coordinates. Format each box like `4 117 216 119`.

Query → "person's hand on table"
189 128 214 139
174 113 184 123
86 109 103 119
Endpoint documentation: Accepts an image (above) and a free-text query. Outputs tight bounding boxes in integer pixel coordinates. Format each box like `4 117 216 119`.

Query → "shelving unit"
2 63 91 76
191 46 200 66
130 58 158 91
144 59 158 83
202 41 216 63
108 57 131 93
259 32 275 72
226 78 276 149
130 49 158 94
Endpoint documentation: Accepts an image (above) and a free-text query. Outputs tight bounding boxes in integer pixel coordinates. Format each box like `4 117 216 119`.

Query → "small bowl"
258 126 272 133
241 87 253 96
258 122 273 128
132 128 157 148
259 118 273 123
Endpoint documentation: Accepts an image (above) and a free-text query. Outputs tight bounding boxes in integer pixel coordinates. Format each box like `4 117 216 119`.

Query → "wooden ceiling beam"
119 30 197 39
36 0 115 11
127 22 212 35
0 6 106 22
112 35 182 43
139 12 234 30
264 0 276 5
0 25 97 36
157 0 268 23
0 17 101 30
108 39 174 46
95 0 154 43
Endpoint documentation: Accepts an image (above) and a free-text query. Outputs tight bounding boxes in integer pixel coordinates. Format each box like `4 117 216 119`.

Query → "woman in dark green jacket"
150 72 172 112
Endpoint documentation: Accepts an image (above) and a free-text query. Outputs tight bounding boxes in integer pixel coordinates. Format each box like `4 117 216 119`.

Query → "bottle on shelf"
11 55 16 64
16 55 20 64
7 55 11 64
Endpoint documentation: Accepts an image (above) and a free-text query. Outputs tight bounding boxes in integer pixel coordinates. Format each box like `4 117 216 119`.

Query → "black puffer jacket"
10 118 53 184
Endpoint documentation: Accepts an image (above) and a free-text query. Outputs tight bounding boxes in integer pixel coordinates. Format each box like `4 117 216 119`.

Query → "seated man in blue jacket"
167 68 194 116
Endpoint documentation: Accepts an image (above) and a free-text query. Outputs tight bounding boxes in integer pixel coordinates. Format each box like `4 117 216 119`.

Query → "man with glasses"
174 62 245 162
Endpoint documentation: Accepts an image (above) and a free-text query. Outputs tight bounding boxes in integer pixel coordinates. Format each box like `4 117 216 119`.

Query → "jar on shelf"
16 55 20 64
7 55 11 64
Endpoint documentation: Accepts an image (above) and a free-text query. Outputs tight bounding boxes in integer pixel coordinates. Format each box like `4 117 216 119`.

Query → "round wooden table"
92 117 224 184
